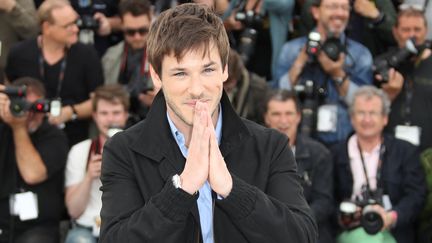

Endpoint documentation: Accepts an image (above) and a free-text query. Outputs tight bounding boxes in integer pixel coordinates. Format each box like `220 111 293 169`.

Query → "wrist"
3 0 16 12
177 174 197 195
69 105 78 121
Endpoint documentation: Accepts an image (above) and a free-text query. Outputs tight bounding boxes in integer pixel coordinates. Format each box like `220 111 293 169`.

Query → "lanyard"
402 77 414 126
38 38 68 99
357 139 385 192
120 44 149 78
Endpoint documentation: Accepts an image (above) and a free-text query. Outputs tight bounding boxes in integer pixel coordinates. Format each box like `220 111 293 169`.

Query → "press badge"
50 99 62 117
9 192 39 221
395 125 421 146
317 104 337 132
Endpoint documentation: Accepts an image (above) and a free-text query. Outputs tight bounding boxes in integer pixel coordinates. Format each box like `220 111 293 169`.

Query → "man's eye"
174 72 186 77
204 68 215 73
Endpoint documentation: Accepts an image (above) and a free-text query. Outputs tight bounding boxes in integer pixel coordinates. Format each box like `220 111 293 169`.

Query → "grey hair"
349 86 391 115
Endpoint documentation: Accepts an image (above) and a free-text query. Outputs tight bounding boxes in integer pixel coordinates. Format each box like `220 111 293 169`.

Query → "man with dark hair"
5 0 104 146
100 3 317 243
275 0 373 146
64 84 129 243
332 86 426 243
380 7 432 152
263 89 334 243
102 0 154 122
0 78 69 243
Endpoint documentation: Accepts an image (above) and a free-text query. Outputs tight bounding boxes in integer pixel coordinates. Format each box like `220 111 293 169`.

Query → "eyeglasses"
123 27 149 36
399 3 424 11
51 18 79 31
353 110 383 119
321 3 351 11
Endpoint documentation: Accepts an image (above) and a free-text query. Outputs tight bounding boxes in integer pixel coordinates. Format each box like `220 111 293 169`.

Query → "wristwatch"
70 105 78 121
333 75 347 87
172 174 182 189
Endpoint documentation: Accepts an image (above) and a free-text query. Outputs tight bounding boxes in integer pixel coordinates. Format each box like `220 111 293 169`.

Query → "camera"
373 38 431 84
233 0 263 65
306 32 345 62
76 15 100 31
339 188 384 235
1 86 56 117
294 80 326 137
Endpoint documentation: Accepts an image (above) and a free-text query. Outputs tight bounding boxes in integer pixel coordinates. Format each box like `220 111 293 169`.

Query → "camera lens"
361 205 384 235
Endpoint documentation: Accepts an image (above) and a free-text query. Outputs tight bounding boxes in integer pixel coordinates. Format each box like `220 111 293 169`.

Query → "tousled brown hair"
146 3 229 76
92 84 130 112
37 0 70 25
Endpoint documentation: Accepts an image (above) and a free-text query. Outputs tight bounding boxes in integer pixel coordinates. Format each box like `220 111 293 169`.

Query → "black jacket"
331 134 427 243
295 135 334 243
99 91 317 243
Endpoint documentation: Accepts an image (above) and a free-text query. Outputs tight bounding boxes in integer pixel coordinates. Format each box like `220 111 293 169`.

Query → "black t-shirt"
5 38 104 145
385 55 432 152
0 120 68 237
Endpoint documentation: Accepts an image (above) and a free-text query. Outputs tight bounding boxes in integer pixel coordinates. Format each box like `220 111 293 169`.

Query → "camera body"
233 0 263 65
306 31 345 62
1 86 55 117
339 188 384 235
76 15 100 31
373 39 431 85
293 80 326 137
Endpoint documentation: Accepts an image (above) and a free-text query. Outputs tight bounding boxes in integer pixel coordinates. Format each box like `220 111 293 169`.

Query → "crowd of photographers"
1 0 432 242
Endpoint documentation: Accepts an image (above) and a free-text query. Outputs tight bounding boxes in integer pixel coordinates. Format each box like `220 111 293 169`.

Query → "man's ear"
149 65 162 89
222 64 229 83
311 6 320 22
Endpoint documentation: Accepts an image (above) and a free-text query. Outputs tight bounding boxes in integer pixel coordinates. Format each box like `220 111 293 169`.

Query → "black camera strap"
38 37 68 99
120 44 149 84
402 75 414 125
357 138 386 193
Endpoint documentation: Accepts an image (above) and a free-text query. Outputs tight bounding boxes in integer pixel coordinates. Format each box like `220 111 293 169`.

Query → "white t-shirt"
65 139 102 227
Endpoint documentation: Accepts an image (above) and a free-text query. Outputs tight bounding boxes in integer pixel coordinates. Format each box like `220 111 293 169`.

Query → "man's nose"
189 76 205 97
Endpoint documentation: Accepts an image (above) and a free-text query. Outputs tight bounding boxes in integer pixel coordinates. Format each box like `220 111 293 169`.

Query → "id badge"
395 125 421 146
317 104 337 132
9 192 39 221
50 99 62 117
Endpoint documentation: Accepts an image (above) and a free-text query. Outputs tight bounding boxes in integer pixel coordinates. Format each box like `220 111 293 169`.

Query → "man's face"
351 96 388 140
312 0 350 36
93 99 129 138
25 91 45 132
393 15 427 47
151 44 228 127
123 13 151 50
45 5 79 46
264 99 301 141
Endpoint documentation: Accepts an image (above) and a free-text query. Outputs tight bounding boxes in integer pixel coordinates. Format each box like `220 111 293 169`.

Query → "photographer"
379 7 432 152
102 0 155 122
331 86 426 243
64 84 129 243
275 0 373 146
5 0 104 146
0 78 68 243
263 90 334 243
0 0 39 81
222 0 294 81
70 0 123 56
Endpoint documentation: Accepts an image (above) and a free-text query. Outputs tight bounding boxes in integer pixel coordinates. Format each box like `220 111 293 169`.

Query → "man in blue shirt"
275 0 373 145
99 3 317 243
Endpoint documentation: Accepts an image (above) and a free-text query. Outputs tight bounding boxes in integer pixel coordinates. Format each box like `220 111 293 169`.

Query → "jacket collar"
128 90 251 169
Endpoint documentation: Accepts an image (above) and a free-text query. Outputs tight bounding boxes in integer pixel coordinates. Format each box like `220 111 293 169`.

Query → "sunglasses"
124 27 149 36
399 3 424 11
